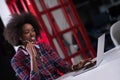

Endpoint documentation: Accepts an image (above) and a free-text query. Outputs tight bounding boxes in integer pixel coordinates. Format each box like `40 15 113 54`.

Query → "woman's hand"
25 41 39 74
72 58 93 71
25 41 37 58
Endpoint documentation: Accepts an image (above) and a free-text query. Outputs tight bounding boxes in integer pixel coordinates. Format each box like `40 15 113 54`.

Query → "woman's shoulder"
11 47 28 61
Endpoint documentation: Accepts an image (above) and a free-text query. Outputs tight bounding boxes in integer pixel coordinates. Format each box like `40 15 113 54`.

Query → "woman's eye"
23 31 29 34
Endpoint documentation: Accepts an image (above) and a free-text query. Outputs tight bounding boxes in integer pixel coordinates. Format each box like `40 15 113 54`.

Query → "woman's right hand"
25 41 37 58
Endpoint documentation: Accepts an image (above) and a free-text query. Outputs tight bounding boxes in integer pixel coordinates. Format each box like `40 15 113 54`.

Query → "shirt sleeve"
41 43 71 73
11 54 40 80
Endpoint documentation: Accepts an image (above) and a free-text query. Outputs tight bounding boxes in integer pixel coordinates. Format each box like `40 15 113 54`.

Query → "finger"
78 63 84 69
79 58 92 66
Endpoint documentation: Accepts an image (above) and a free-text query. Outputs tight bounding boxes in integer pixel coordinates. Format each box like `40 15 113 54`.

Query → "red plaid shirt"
11 42 70 80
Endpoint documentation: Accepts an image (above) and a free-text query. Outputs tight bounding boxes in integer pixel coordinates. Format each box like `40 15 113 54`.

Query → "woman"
4 12 92 80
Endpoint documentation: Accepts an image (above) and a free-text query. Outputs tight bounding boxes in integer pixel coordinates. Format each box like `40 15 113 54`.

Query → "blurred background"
0 0 120 79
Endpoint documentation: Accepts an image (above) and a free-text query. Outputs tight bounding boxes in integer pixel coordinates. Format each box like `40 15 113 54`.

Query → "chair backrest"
110 20 120 46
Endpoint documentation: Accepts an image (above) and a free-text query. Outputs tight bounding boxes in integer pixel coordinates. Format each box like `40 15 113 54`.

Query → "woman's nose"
30 31 35 36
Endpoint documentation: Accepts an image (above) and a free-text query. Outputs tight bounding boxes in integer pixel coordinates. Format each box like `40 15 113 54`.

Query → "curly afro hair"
4 12 41 46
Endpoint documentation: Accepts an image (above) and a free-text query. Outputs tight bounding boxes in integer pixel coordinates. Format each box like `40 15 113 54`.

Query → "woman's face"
21 23 36 43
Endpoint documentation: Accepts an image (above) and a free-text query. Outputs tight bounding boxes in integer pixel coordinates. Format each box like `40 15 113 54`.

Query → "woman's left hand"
73 58 93 70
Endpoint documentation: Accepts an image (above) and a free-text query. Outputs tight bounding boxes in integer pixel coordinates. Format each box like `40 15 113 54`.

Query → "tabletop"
56 46 120 80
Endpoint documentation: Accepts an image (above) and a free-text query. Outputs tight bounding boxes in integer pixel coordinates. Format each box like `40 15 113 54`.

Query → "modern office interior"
0 0 120 80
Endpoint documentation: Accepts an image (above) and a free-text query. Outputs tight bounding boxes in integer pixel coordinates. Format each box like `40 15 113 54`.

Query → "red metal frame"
20 0 28 12
12 2 20 14
68 0 96 57
39 0 69 59
58 0 87 59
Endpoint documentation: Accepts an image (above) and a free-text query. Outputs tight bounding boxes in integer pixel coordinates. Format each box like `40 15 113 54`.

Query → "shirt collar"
19 44 40 56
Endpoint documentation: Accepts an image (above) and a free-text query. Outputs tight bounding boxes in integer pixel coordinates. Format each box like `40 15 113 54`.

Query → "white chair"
110 20 120 46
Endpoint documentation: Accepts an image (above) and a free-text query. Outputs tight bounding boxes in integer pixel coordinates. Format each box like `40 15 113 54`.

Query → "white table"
57 46 120 80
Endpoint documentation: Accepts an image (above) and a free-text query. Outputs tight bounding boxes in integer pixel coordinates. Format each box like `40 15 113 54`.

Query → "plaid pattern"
11 42 70 80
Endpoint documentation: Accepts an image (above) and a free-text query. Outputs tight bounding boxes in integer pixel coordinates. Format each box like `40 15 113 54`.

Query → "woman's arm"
40 43 71 73
41 43 93 73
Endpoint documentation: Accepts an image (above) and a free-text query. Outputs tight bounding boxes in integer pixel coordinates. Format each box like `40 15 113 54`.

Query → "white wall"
0 0 18 51
0 0 11 26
